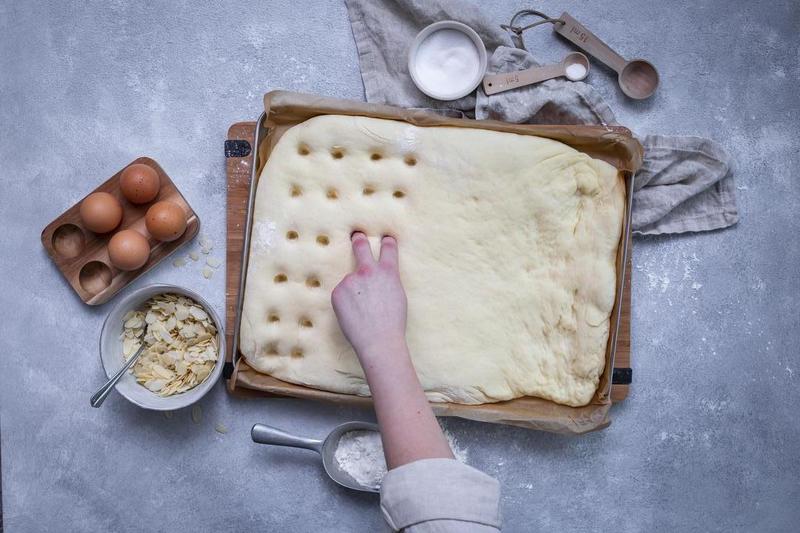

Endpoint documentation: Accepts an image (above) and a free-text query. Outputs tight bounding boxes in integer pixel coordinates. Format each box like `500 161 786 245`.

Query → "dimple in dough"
240 115 625 407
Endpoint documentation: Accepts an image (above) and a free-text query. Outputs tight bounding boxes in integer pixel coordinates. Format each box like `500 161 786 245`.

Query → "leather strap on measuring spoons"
554 11 659 99
501 9 564 51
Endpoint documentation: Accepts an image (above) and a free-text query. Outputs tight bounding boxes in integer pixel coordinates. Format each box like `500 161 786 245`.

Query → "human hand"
331 232 408 361
333 234 453 468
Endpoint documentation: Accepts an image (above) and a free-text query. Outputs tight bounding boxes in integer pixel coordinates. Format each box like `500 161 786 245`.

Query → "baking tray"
223 122 630 403
227 91 640 433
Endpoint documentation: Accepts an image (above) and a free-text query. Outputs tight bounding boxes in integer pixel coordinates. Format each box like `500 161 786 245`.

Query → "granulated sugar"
413 28 480 98
334 429 469 489
565 63 587 81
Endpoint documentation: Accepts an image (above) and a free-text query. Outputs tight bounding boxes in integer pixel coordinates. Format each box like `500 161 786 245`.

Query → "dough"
240 115 624 407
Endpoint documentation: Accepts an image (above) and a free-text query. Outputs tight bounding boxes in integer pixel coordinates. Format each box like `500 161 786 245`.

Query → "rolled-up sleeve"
379 458 501 532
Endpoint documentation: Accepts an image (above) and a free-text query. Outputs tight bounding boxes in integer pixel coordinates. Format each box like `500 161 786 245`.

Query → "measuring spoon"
251 421 381 493
554 12 659 99
482 51 589 95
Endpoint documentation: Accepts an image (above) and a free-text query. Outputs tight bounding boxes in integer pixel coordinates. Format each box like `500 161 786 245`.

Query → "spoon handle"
483 63 563 95
554 12 627 73
251 424 323 454
90 344 145 408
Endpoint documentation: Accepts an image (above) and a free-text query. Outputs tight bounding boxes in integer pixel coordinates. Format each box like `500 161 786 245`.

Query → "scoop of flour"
333 430 386 489
333 429 469 489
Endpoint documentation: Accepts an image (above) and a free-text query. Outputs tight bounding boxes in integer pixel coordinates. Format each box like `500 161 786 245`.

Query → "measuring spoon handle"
483 63 564 95
251 423 323 453
554 12 627 73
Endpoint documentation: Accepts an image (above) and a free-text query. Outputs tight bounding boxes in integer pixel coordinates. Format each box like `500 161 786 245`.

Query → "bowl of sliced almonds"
99 284 225 410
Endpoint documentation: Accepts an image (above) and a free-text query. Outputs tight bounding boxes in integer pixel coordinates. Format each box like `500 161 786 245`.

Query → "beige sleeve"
380 458 501 532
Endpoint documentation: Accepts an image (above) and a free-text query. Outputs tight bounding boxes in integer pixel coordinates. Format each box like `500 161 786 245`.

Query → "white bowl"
99 283 225 410
408 20 488 101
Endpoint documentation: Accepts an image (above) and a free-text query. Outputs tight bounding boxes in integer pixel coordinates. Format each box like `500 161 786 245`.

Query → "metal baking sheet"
228 91 640 433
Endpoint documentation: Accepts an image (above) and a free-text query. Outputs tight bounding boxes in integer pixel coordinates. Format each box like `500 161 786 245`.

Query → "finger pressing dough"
240 115 624 407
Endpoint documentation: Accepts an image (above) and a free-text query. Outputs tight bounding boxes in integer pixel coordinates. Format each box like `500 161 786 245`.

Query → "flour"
334 429 469 489
414 29 480 98
251 219 277 253
334 430 386 489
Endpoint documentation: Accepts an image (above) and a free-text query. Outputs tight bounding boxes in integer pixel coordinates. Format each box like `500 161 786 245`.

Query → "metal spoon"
554 12 659 99
90 339 146 408
482 52 589 95
251 421 381 493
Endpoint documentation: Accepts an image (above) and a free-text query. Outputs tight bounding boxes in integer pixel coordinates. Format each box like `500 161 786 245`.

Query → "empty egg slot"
51 223 86 259
78 260 113 295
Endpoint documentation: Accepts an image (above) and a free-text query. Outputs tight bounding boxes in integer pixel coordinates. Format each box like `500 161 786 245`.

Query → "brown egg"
108 229 150 271
145 201 187 242
79 192 123 233
120 164 160 204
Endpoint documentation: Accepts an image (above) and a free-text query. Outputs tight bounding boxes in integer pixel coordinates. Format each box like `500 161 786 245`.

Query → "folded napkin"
345 0 738 235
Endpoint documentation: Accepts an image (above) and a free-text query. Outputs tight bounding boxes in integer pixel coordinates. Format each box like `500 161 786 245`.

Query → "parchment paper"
229 91 642 435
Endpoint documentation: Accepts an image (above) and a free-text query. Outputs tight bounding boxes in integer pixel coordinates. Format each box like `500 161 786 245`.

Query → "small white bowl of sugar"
408 21 488 101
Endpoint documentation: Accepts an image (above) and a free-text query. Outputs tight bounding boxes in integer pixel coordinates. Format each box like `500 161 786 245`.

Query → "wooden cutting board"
224 122 632 402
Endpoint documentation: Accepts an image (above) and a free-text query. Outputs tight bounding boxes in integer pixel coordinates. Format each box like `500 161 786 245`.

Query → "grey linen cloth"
345 0 738 235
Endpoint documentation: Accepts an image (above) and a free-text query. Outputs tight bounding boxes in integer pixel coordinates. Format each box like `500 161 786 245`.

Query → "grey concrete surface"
1 1 798 531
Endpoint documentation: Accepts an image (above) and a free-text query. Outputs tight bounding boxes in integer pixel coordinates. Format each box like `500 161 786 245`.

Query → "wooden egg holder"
41 157 200 305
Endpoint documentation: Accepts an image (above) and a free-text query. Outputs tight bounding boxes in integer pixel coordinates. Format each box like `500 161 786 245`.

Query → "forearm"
359 339 454 469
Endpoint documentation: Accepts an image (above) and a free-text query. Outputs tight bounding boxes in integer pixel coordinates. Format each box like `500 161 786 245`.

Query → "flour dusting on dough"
251 219 278 252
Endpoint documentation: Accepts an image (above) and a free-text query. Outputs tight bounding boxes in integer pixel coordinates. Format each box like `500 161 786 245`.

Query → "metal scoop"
251 421 381 493
482 51 589 95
